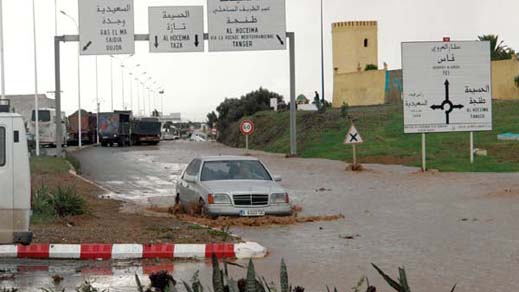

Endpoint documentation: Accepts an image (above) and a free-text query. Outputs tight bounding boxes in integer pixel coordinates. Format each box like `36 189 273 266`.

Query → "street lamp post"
60 10 82 148
0 0 5 100
111 55 134 111
95 56 99 144
320 0 325 102
127 64 140 113
32 0 40 156
110 57 114 111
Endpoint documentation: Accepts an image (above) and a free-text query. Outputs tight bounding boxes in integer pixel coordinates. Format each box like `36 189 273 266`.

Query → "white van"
29 108 67 147
0 102 32 245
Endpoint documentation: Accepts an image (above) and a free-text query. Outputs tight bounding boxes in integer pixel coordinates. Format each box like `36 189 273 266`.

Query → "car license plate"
240 209 265 217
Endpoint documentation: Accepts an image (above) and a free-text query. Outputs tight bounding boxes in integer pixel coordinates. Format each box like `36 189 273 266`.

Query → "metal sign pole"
352 144 357 168
246 135 249 154
54 33 296 156
470 131 474 164
288 32 296 156
54 36 63 156
421 133 426 171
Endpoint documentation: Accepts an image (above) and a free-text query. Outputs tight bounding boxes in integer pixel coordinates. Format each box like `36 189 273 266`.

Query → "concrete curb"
0 242 267 260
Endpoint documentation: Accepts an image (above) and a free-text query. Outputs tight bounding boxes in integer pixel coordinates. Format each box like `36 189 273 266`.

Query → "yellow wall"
332 21 378 74
492 58 519 100
332 69 386 107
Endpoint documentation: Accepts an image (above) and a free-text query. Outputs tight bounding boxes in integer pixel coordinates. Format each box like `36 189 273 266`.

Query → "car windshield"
200 160 272 181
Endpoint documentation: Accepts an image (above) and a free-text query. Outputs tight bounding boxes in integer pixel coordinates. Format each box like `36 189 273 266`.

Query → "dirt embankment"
30 158 235 244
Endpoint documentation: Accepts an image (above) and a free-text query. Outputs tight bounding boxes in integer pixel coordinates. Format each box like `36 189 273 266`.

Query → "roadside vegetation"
217 100 519 172
28 156 235 244
32 185 86 224
4 256 458 292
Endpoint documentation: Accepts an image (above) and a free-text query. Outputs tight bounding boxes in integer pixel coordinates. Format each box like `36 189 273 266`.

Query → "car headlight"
208 193 231 205
271 193 289 204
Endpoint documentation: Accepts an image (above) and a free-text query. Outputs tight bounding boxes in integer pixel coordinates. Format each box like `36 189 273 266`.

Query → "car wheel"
199 198 208 217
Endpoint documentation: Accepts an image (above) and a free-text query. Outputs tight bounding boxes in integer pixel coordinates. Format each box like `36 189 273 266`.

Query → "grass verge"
221 100 519 172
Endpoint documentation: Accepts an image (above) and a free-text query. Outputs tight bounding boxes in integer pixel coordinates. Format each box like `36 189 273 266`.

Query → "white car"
189 132 207 142
176 156 292 217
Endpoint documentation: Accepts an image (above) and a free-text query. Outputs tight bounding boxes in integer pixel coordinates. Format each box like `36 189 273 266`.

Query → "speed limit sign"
240 119 255 136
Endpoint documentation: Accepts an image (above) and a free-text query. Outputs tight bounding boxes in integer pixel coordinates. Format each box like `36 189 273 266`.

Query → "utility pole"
0 0 5 100
95 56 99 144
32 0 40 156
320 0 325 103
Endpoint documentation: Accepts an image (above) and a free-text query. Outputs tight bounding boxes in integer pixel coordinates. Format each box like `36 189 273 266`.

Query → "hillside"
220 100 519 172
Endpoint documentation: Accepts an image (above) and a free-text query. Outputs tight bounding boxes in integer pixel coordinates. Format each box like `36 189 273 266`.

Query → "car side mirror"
273 175 282 182
184 175 197 183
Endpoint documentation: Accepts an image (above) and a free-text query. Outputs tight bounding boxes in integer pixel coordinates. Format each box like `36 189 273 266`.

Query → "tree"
209 88 284 139
340 102 349 119
364 64 378 71
206 111 218 127
478 34 516 61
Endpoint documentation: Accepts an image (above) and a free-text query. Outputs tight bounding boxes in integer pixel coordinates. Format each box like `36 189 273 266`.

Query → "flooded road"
3 141 519 291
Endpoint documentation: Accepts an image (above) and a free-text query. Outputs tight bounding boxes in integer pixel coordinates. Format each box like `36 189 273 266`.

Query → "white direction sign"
78 0 135 56
344 125 363 145
207 0 286 52
402 41 492 133
148 6 205 53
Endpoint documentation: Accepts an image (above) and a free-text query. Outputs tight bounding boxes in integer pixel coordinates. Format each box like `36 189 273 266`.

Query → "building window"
364 39 369 47
0 127 5 167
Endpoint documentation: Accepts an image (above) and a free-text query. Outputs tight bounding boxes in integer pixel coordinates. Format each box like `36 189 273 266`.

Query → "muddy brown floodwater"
150 203 345 228
3 141 518 292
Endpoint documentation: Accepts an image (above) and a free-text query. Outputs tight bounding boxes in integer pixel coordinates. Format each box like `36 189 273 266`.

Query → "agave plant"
372 264 456 292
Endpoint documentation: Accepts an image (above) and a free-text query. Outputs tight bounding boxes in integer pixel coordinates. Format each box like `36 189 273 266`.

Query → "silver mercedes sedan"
176 156 292 217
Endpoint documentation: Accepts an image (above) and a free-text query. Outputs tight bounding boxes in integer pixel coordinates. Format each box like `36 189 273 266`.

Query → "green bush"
52 186 86 217
32 186 58 223
364 64 378 71
32 185 86 223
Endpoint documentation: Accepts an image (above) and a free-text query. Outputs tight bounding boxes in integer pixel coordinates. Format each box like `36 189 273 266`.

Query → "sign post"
207 0 286 52
344 124 363 169
240 119 255 153
148 6 204 53
402 41 492 169
78 0 135 56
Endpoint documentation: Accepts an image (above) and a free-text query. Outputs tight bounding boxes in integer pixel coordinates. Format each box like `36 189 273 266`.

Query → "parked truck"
98 111 131 147
0 99 32 245
67 110 97 145
131 117 161 145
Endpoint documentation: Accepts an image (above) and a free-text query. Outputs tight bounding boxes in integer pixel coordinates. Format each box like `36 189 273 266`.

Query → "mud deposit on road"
148 204 345 228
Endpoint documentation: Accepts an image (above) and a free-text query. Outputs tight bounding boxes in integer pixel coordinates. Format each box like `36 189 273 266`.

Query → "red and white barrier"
0 242 267 260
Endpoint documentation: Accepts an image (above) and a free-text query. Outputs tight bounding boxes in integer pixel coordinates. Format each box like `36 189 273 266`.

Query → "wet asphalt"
2 140 519 291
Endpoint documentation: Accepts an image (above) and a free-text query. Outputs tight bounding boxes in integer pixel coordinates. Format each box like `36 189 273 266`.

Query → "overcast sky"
1 0 518 121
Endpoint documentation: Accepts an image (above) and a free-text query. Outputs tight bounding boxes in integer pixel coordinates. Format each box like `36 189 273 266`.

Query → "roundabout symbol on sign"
240 120 255 136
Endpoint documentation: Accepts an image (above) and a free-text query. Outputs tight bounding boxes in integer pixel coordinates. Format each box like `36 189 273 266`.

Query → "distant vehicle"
161 131 179 141
67 110 97 145
98 111 131 147
29 108 66 147
190 131 208 142
176 156 292 217
131 117 161 145
0 100 32 245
